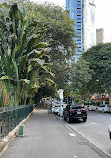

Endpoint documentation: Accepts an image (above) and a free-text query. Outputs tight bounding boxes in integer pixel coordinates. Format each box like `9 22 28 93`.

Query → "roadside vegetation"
0 0 76 106
1 0 111 107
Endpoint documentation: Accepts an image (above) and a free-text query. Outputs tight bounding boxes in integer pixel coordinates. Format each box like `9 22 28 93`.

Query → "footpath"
0 108 110 158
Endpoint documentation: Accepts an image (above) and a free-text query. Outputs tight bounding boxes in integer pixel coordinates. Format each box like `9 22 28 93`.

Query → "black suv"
63 104 87 123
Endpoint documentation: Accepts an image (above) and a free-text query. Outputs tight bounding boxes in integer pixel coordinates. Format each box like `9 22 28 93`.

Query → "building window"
77 22 81 23
77 29 81 30
77 11 81 13
77 15 81 16
77 8 81 9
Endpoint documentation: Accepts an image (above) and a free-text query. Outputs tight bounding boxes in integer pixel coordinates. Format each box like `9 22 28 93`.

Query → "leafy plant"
0 3 50 106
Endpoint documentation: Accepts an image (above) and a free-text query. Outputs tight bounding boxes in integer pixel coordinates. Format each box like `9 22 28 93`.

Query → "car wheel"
67 116 71 123
83 118 87 122
109 132 111 139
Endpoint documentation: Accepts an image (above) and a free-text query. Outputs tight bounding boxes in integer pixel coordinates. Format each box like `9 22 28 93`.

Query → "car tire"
83 118 87 122
109 132 111 139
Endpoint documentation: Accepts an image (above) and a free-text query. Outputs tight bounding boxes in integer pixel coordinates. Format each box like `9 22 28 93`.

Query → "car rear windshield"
99 105 106 107
71 106 84 109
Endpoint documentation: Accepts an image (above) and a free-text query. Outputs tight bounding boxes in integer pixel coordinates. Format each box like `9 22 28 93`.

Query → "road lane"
68 111 111 157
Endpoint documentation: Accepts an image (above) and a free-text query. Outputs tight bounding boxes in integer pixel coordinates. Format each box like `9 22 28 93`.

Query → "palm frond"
29 58 45 66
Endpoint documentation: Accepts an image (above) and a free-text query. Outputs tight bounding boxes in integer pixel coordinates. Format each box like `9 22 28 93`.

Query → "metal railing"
0 105 35 140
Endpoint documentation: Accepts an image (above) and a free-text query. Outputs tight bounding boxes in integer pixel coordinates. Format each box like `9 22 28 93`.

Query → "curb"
0 109 36 156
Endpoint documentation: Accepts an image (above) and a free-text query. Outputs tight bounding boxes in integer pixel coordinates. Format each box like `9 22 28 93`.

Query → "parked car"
97 105 109 113
63 104 87 123
51 105 56 113
88 105 97 111
53 105 60 114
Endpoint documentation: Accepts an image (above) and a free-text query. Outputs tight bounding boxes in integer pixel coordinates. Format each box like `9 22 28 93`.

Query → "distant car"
53 105 60 114
88 105 97 111
51 105 56 113
63 104 87 123
97 105 109 113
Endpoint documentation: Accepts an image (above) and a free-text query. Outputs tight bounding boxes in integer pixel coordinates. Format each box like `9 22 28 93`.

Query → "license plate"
77 112 81 114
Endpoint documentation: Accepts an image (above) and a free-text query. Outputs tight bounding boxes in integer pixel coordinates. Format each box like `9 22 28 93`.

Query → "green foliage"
70 58 92 100
11 0 76 94
27 3 75 93
0 2 50 106
1 0 77 100
83 43 111 93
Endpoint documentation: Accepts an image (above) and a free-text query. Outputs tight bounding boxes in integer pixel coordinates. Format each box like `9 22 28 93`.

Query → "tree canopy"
0 0 77 104
82 43 111 94
21 0 76 91
69 58 92 102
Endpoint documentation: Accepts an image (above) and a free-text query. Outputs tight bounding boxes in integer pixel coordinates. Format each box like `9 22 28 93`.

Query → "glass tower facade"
66 0 96 57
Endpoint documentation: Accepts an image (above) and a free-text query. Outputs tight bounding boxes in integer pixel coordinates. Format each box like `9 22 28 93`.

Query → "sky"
30 0 65 7
30 0 111 42
96 0 111 42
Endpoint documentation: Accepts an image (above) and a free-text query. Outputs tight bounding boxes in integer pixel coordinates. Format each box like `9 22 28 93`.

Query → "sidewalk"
0 109 110 158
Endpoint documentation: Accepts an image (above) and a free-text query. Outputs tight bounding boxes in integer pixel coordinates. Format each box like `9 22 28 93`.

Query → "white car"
97 105 109 113
88 105 97 111
53 105 60 114
51 105 56 113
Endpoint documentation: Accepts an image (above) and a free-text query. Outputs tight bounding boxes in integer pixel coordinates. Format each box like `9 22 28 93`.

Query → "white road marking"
74 156 77 158
91 122 97 125
68 133 76 137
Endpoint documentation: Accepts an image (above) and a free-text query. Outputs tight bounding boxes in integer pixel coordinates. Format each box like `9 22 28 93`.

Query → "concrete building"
96 28 104 44
66 0 96 58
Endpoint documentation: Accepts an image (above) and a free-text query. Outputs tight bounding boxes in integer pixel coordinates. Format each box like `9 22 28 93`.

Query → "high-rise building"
66 0 96 57
96 28 104 44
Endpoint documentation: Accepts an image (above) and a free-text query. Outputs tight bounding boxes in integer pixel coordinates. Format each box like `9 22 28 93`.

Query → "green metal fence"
0 105 35 140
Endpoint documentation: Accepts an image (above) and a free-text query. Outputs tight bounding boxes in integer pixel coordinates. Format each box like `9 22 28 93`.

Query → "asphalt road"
68 110 111 157
1 109 110 158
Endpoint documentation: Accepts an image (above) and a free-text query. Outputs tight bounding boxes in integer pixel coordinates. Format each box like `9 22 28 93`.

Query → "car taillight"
69 110 75 112
82 109 87 111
